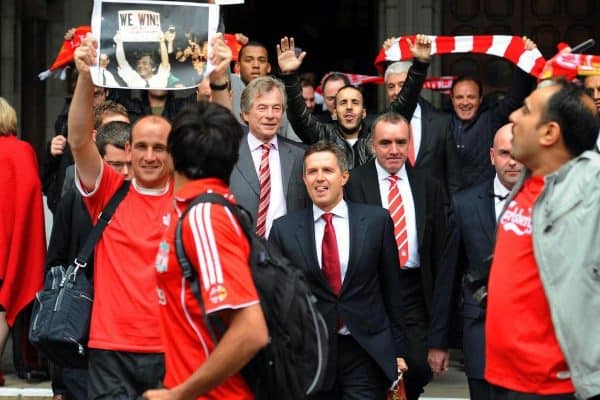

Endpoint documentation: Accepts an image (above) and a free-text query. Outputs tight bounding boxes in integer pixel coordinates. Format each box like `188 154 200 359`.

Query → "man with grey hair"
384 60 462 203
229 75 308 237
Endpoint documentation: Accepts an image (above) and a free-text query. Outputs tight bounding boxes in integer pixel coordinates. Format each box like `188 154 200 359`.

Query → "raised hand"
74 33 98 74
209 33 233 81
276 36 306 74
407 33 432 62
382 36 395 50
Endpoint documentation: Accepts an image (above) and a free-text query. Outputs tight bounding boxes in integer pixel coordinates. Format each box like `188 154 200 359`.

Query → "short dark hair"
93 100 129 130
238 41 268 60
321 72 351 92
95 121 131 157
539 79 600 157
303 140 349 173
168 102 243 183
451 75 483 98
333 84 363 107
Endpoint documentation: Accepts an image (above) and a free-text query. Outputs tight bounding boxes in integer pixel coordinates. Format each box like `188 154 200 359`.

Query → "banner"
91 0 220 90
375 35 546 78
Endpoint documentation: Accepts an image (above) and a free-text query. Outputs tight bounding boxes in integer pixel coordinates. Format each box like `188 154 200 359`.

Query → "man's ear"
266 62 272 74
540 121 561 147
241 111 249 124
92 130 97 142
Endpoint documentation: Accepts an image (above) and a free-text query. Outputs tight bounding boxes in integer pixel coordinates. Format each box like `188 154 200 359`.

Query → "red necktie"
388 176 409 267
256 143 270 237
408 123 416 166
321 213 342 295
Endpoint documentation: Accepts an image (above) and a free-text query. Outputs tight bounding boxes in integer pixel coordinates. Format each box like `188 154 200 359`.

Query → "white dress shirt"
248 134 286 237
410 103 422 160
493 174 511 221
313 200 350 334
375 160 420 268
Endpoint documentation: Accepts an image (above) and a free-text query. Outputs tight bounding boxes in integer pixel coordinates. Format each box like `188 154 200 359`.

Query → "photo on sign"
91 0 220 90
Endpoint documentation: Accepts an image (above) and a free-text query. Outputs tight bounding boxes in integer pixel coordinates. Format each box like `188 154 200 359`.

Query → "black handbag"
29 180 130 368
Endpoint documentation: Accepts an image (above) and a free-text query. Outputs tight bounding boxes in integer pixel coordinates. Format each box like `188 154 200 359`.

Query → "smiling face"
490 123 523 190
451 80 482 122
334 86 366 136
126 116 171 189
136 55 155 80
242 88 283 142
385 72 408 104
303 150 349 212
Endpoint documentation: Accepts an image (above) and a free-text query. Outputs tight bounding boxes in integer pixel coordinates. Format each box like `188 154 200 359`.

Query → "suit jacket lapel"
407 166 426 246
476 180 496 245
295 209 321 273
234 136 260 196
278 140 293 196
361 161 383 206
342 202 366 294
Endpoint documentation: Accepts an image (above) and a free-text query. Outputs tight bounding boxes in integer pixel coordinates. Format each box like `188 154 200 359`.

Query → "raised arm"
68 33 102 191
277 36 334 145
207 33 233 111
390 34 431 120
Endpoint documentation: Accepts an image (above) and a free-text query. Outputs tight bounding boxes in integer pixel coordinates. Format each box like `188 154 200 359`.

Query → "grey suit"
229 133 309 228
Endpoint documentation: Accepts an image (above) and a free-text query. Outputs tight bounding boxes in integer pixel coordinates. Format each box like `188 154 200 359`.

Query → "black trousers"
87 349 165 400
309 334 390 400
468 377 492 400
490 385 575 400
399 268 432 400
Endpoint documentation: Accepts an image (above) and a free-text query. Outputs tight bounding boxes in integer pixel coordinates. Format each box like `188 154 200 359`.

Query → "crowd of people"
0 20 599 400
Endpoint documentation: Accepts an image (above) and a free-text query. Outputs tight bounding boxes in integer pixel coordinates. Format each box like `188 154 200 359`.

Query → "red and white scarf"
375 35 546 77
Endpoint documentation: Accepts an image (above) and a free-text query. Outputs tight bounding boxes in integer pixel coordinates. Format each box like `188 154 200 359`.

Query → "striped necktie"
387 175 409 267
256 143 271 237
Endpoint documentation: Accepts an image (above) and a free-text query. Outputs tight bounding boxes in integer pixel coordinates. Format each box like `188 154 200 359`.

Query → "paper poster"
91 0 220 90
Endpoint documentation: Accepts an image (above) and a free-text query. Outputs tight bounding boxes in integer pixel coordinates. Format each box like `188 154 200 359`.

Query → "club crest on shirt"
155 240 169 273
499 200 532 236
208 284 228 304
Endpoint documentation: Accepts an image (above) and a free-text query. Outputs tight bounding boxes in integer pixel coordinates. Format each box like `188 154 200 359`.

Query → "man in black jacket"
277 35 432 168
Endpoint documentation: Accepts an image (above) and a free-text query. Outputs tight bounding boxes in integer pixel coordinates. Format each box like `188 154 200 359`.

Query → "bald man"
428 123 523 400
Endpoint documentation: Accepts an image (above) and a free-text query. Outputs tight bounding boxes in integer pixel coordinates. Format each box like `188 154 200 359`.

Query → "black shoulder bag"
29 180 130 368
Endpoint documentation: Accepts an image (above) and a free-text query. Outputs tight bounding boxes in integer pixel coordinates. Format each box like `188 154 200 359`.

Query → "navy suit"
428 179 496 399
229 134 309 226
344 160 447 400
269 202 405 397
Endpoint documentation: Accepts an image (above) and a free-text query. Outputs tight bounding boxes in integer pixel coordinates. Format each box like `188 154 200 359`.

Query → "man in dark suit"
345 112 446 400
385 60 463 204
269 141 406 399
230 75 308 237
427 123 523 399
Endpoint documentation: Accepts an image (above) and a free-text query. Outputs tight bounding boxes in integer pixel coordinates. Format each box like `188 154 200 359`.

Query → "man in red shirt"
143 102 268 400
485 80 600 400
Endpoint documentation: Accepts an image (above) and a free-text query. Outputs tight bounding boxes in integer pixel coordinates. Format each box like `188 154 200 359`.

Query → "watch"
209 81 229 91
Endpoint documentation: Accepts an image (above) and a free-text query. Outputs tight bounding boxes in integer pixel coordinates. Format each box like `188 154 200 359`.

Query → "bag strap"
73 180 131 269
175 193 253 343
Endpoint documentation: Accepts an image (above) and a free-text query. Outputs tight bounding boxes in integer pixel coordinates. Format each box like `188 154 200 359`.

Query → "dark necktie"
488 192 509 201
321 213 341 295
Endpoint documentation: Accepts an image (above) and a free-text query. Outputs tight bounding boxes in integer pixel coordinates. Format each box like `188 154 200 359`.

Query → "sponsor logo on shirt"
157 288 167 305
208 284 228 304
500 200 532 236
162 213 171 227
155 240 169 273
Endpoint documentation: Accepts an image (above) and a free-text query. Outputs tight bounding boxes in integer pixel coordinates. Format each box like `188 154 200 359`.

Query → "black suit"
428 179 496 400
344 160 446 400
412 98 463 203
269 202 405 398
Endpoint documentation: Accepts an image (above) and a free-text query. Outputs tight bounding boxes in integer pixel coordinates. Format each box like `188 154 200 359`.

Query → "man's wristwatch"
209 81 229 91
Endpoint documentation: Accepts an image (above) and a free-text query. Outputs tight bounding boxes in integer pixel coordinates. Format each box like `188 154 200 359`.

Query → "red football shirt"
485 176 574 394
155 178 258 399
80 160 173 352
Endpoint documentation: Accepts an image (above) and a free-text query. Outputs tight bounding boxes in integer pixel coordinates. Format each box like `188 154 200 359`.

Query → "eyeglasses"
106 161 132 171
